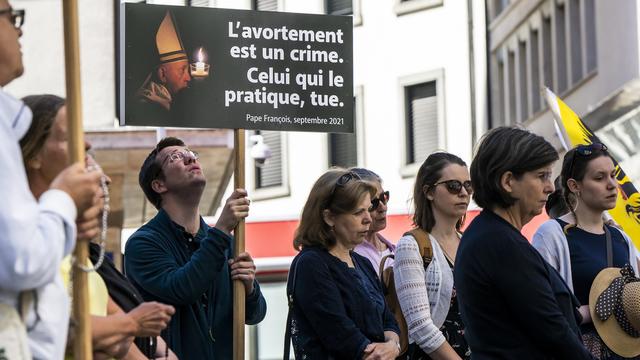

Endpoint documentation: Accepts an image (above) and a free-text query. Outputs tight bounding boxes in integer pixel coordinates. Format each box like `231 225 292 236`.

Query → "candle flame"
198 47 204 62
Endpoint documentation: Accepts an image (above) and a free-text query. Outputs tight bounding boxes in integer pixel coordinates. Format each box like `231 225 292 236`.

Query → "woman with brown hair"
533 143 640 359
286 169 400 359
454 126 592 359
21 94 176 359
394 152 471 360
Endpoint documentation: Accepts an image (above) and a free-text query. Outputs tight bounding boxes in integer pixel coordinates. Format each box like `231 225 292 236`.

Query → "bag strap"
404 228 433 265
379 254 394 282
604 225 613 267
283 257 301 360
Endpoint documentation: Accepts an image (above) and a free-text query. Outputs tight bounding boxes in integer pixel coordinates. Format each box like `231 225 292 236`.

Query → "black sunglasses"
369 191 390 211
568 143 608 178
327 172 361 208
431 180 473 195
0 8 24 29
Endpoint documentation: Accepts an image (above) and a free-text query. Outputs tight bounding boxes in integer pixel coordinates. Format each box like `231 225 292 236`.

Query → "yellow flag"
544 87 640 250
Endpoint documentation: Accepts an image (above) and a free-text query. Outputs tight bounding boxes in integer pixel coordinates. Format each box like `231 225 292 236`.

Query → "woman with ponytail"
393 152 471 360
533 143 640 359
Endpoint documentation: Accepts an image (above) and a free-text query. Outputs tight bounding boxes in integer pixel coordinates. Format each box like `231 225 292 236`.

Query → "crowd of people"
2 0 640 359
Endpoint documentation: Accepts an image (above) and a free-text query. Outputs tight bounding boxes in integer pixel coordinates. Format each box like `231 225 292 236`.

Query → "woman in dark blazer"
453 127 593 359
286 169 400 359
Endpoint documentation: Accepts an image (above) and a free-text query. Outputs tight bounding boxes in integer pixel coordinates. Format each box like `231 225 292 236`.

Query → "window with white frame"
254 130 282 189
489 0 597 126
400 70 445 174
248 130 289 200
325 0 362 26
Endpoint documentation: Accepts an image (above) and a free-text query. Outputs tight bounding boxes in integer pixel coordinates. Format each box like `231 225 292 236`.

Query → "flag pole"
62 0 92 358
233 129 246 360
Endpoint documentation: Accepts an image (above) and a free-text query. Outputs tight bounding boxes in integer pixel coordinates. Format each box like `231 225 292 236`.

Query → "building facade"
7 0 487 358
487 0 640 180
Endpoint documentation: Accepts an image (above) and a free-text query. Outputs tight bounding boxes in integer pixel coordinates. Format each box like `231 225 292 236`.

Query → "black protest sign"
121 3 353 133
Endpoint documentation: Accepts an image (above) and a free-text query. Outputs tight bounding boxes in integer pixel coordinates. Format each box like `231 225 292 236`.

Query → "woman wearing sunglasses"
393 152 471 359
453 127 592 359
533 143 640 359
350 168 395 276
286 169 400 359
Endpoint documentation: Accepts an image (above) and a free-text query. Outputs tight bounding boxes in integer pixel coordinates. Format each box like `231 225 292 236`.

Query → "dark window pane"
326 0 352 15
406 81 438 165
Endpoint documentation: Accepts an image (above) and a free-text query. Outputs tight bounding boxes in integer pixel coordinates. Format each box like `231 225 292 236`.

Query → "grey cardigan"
532 219 639 292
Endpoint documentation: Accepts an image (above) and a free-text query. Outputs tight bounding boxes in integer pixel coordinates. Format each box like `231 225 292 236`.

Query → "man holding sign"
124 137 267 359
0 1 102 358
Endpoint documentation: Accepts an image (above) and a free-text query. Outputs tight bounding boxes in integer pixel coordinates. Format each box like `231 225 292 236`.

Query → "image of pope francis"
137 11 191 112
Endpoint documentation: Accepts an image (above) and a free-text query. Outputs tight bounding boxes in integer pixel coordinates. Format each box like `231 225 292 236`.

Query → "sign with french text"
121 3 353 133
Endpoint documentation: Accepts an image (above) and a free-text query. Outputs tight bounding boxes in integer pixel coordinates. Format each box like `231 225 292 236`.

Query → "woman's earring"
571 193 580 212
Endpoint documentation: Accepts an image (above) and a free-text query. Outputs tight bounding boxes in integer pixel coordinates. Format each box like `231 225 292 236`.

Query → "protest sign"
121 3 353 133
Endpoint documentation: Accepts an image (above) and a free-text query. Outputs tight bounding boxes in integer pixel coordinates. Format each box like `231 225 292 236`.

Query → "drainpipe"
467 0 477 145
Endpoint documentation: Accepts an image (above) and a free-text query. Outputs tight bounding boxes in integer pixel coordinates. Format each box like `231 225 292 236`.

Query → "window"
489 0 597 126
496 57 506 126
400 70 445 175
569 0 582 85
248 130 289 200
530 28 541 113
254 131 282 189
507 50 516 124
394 0 444 16
585 0 597 73
542 16 554 90
328 88 363 168
187 0 209 6
492 0 510 19
253 0 278 11
555 2 568 93
325 0 352 15
328 129 357 168
518 40 528 121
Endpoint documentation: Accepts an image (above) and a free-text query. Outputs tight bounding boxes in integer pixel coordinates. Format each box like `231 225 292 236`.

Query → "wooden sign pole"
62 0 92 358
233 129 246 360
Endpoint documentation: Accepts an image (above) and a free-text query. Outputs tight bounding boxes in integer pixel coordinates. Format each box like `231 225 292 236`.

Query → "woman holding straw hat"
533 143 640 359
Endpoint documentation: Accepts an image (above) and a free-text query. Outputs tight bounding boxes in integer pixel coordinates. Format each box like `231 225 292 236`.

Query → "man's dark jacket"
125 209 267 359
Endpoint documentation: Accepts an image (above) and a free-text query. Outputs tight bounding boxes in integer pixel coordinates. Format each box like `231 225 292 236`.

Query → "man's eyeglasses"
568 143 608 178
369 191 390 212
0 8 25 30
431 180 473 195
162 149 199 165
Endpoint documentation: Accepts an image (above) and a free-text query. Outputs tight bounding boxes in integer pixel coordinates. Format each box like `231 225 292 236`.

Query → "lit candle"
191 47 210 77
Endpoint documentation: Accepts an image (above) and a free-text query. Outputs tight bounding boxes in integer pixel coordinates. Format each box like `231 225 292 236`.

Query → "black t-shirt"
556 220 630 305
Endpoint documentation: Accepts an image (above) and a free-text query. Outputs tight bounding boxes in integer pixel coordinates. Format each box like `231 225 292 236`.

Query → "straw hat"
589 265 640 357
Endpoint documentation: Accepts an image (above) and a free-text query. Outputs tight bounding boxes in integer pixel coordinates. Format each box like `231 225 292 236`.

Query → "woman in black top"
287 169 400 359
453 127 593 359
533 144 640 359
